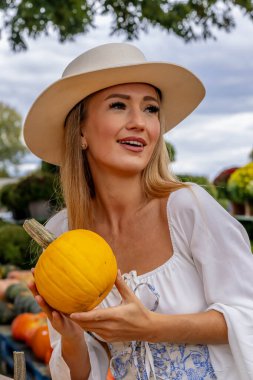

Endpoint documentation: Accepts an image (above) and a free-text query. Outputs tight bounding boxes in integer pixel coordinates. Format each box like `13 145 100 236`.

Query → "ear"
80 130 88 150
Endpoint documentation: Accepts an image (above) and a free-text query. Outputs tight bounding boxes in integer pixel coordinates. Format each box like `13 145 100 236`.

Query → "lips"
117 137 147 147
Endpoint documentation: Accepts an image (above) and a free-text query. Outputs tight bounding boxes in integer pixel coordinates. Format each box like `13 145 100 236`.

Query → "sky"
0 8 252 181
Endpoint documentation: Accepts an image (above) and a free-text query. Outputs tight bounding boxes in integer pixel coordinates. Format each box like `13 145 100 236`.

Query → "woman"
24 43 253 380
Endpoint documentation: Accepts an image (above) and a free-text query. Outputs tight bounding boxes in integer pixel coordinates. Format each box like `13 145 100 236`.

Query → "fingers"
114 270 136 302
28 270 55 320
28 280 38 297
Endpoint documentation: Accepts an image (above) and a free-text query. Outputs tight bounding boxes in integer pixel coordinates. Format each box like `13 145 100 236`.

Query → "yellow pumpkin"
23 220 117 314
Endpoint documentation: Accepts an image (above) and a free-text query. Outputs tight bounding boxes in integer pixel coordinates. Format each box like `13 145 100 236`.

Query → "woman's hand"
69 271 154 342
29 270 83 341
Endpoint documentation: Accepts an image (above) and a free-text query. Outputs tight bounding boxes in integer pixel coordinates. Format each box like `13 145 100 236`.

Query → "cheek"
150 121 161 144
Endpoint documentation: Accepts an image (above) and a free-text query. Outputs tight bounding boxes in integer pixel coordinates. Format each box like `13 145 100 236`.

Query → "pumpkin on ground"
5 282 29 302
5 282 41 314
0 264 18 279
29 324 52 363
11 312 46 342
0 300 16 324
0 279 20 300
23 219 118 314
13 289 42 314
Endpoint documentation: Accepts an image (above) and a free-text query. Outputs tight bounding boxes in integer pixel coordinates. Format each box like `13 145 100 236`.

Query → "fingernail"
118 269 122 276
70 313 79 319
52 311 58 319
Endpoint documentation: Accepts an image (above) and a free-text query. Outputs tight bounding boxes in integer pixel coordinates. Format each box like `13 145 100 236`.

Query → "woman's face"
81 83 161 177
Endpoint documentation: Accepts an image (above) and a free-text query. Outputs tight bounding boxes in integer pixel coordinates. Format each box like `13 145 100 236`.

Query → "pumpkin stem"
23 219 56 249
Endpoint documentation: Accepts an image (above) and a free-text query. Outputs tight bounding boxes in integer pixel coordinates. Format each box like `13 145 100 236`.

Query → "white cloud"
167 112 253 180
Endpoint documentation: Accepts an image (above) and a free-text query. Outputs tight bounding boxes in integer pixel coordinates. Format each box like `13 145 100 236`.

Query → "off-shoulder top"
46 183 253 380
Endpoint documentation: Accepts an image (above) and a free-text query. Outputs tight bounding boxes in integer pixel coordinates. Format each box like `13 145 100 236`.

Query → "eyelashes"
109 102 160 113
109 102 125 110
146 105 160 114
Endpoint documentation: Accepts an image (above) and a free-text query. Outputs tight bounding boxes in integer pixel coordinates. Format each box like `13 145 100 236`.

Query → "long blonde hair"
60 89 188 229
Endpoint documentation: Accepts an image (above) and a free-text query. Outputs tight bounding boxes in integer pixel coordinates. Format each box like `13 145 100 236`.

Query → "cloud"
167 112 253 180
0 10 252 180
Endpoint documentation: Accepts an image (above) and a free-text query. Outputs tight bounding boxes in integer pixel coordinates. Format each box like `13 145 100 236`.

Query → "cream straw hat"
23 42 205 165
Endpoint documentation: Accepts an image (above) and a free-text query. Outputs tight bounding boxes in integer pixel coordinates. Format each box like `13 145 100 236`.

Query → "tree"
164 140 176 162
0 102 27 174
1 0 253 52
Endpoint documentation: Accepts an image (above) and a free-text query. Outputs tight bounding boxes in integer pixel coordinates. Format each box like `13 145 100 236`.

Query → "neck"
91 170 148 231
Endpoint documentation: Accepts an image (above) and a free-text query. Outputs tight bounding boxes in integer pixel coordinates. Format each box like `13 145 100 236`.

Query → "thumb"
114 270 136 303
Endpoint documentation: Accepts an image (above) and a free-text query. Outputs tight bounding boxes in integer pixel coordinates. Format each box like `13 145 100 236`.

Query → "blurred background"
0 1 252 378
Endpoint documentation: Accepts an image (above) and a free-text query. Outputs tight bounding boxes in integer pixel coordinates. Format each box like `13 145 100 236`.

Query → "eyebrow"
104 94 159 103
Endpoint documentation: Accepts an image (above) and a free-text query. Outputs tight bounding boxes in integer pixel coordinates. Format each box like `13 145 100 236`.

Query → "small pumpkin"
13 291 42 314
4 282 28 303
23 219 117 314
0 279 20 300
0 264 18 279
30 324 52 363
5 282 42 314
0 300 16 324
11 312 46 341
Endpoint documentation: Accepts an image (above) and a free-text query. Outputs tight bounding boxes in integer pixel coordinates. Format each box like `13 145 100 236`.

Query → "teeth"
119 140 143 147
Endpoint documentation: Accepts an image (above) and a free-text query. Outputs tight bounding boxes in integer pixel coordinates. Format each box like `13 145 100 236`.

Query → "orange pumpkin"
30 324 52 363
11 312 46 341
44 347 53 364
23 220 118 315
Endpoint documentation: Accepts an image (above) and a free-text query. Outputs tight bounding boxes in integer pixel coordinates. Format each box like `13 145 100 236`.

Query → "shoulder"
167 182 246 236
167 182 212 216
45 209 68 237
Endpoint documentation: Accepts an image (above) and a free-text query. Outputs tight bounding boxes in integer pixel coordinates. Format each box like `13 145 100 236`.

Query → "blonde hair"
61 90 188 230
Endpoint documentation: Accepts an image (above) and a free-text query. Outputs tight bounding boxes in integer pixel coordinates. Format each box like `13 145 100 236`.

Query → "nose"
125 108 145 131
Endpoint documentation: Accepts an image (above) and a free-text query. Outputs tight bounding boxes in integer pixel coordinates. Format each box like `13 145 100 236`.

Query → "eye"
145 105 160 114
109 102 126 110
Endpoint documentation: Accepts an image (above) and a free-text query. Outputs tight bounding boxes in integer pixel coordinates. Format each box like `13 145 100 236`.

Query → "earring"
81 141 88 150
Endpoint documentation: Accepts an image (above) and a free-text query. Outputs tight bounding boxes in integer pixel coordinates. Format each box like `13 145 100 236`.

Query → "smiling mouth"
117 140 146 147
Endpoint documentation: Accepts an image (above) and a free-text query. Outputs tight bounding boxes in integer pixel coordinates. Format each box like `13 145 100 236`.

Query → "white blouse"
46 183 253 380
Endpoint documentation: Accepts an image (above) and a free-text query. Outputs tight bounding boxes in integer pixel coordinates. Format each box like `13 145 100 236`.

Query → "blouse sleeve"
44 211 110 380
48 320 109 380
170 183 253 378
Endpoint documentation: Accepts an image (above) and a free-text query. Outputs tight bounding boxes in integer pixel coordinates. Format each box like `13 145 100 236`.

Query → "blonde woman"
24 43 253 380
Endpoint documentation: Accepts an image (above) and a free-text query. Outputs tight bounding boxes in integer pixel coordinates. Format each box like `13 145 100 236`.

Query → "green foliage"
0 218 13 228
227 163 253 204
177 173 218 199
41 160 59 174
0 103 26 171
1 0 253 51
0 182 29 219
0 171 64 220
0 224 39 269
0 167 10 178
212 167 238 199
164 140 176 162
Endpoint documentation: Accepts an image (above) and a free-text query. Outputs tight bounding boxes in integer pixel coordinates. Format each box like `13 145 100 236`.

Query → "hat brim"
23 62 205 165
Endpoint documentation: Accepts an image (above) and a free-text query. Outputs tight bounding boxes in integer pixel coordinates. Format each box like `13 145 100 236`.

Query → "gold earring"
81 141 88 150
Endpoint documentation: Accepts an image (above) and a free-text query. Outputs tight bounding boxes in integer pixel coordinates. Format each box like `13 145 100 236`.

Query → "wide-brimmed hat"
23 42 205 165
